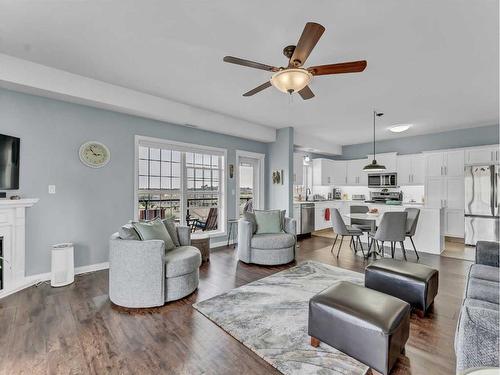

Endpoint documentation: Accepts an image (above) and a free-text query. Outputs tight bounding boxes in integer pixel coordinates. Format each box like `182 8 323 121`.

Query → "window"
136 137 225 235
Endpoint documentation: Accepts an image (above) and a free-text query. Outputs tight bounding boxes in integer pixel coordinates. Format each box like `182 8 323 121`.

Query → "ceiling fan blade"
243 81 272 96
223 56 278 72
298 86 315 100
308 60 367 76
289 22 325 67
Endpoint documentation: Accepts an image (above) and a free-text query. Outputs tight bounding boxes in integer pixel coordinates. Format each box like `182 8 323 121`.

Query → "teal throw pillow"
254 210 283 234
132 218 175 252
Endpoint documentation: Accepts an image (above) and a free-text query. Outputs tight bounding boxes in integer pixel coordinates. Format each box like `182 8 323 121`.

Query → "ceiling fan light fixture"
270 68 312 94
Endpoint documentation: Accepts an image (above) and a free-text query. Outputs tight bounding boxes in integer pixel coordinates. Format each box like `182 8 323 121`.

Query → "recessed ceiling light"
389 124 412 133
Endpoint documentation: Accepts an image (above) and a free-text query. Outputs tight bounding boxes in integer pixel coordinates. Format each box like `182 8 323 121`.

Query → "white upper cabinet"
465 145 500 165
425 177 446 208
424 149 464 177
446 150 465 177
366 152 397 173
332 160 348 186
397 154 425 185
347 159 367 185
293 153 304 185
312 158 335 185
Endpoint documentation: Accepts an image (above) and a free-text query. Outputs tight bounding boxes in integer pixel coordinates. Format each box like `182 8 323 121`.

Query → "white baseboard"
210 238 237 249
0 261 110 299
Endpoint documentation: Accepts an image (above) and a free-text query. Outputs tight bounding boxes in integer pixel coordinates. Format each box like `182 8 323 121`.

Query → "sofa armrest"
284 217 297 235
109 234 165 308
238 220 253 263
476 241 499 267
177 225 191 246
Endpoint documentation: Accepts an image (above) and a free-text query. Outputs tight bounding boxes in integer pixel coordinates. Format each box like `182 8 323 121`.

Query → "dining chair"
350 205 375 232
368 211 408 260
330 208 365 258
405 207 421 260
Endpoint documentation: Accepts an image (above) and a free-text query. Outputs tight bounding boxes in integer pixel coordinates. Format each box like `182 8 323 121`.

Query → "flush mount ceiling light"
389 124 413 133
303 155 311 166
270 68 313 94
363 110 386 172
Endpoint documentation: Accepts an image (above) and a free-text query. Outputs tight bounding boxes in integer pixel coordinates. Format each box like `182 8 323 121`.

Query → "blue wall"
267 127 294 215
0 88 270 276
315 124 499 160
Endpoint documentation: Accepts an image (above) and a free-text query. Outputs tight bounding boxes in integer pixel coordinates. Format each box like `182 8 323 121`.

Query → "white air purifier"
51 243 74 287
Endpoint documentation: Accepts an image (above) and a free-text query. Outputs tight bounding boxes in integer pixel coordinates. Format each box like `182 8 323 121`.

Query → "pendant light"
363 110 386 172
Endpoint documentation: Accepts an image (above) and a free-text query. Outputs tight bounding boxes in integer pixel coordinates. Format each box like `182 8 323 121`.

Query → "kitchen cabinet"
293 153 304 185
424 150 464 178
445 209 464 237
347 159 368 185
312 159 334 185
397 154 425 185
465 145 500 165
366 152 397 173
332 161 347 186
425 177 446 208
425 150 465 237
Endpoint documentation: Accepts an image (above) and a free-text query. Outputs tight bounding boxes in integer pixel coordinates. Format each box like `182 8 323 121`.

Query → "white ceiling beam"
0 53 276 143
294 130 342 156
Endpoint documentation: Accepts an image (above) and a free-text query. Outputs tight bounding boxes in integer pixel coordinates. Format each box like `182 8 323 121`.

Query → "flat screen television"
0 134 20 190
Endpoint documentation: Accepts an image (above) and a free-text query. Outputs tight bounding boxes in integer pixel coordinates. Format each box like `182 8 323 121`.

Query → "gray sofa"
238 216 297 265
455 241 499 372
109 224 201 308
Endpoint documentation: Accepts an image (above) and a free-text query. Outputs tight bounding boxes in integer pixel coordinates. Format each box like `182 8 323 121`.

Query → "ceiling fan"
223 22 367 100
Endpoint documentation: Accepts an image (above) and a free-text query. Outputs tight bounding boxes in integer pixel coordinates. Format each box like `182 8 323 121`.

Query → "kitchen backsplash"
298 185 425 203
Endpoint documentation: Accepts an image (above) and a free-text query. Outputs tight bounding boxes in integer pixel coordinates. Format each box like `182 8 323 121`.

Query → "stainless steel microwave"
368 173 398 187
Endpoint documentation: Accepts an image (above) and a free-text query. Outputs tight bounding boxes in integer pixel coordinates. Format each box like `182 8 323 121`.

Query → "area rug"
193 261 369 375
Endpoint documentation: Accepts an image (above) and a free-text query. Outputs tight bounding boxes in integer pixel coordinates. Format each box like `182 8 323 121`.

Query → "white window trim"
134 135 228 237
235 150 266 218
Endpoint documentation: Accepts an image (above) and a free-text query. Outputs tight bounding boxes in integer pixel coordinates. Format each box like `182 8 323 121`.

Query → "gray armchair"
109 224 201 308
238 216 297 265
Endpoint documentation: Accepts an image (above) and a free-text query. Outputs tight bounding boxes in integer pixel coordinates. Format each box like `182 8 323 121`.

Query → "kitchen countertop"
293 200 428 207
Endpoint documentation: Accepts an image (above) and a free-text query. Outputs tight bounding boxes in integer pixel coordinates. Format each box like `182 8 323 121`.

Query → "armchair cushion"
133 218 175 252
119 224 140 240
243 211 258 234
251 233 295 250
163 219 180 247
164 246 201 278
254 210 283 234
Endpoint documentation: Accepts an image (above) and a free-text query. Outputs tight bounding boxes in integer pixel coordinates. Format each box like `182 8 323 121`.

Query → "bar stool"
405 207 421 260
368 211 408 260
330 208 365 258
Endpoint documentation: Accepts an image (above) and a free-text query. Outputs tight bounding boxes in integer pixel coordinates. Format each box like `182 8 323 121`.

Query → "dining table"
342 212 383 259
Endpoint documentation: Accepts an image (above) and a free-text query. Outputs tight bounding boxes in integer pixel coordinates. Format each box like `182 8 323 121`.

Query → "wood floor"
0 234 472 375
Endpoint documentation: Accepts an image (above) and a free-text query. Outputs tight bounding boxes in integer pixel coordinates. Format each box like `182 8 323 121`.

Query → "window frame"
134 135 227 237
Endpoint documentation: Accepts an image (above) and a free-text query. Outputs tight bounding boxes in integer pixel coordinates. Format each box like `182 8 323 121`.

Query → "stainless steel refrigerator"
464 165 500 245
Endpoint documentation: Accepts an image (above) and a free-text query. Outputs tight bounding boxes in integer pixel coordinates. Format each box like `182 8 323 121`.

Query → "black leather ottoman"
308 281 410 375
365 259 439 317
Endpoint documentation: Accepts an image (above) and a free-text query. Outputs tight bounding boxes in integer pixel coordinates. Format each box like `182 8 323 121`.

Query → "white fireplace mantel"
0 198 39 298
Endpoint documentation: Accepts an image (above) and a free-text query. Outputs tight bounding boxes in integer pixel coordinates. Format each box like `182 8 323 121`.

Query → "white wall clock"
79 141 110 168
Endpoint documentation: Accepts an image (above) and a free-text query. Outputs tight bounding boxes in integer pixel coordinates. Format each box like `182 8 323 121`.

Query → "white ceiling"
0 0 498 145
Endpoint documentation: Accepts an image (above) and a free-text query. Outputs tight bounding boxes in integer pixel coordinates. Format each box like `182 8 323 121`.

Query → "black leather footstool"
365 259 439 317
308 281 410 375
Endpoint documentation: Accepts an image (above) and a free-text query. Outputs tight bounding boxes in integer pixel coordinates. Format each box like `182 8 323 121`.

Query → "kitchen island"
293 200 444 255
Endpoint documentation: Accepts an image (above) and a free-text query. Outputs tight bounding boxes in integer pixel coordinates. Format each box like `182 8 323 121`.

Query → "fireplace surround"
0 198 38 298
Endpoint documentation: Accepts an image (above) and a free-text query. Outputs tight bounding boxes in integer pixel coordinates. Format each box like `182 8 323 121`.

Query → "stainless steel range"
367 191 403 203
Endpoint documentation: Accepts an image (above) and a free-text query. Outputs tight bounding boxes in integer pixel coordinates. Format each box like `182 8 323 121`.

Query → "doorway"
235 151 265 218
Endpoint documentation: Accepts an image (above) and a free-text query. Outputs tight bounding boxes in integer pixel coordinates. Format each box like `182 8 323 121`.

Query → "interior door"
237 156 261 217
